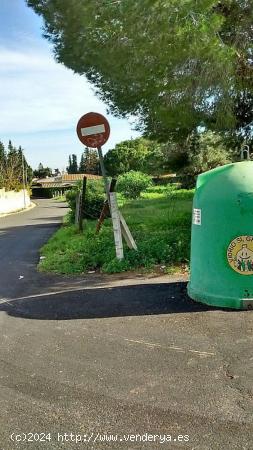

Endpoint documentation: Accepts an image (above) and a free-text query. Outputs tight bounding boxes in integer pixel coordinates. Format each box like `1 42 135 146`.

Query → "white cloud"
0 47 55 70
0 46 108 135
0 45 140 168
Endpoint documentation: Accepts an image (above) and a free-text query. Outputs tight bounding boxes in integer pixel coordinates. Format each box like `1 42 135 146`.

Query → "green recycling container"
188 161 253 310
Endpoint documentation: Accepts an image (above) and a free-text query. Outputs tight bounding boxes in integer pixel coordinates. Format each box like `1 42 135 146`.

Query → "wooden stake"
75 192 81 227
75 176 87 232
119 211 137 250
79 176 87 232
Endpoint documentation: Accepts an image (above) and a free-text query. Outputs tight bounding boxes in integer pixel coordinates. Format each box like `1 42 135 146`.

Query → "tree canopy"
0 141 33 191
104 133 232 181
33 163 53 178
27 0 252 142
164 130 232 177
104 138 161 176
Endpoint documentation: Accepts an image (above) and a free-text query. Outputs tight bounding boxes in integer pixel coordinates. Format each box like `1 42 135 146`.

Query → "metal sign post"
75 192 81 226
76 112 137 260
97 146 111 204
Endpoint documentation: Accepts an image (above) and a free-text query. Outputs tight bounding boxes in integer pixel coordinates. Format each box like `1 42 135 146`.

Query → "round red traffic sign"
76 112 110 148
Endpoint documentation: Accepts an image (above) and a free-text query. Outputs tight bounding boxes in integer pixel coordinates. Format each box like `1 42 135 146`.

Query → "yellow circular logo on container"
227 236 253 275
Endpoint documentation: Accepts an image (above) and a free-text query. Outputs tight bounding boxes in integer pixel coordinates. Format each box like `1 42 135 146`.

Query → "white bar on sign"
81 124 105 136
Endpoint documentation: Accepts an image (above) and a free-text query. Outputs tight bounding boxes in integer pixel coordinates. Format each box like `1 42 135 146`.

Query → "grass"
39 186 194 274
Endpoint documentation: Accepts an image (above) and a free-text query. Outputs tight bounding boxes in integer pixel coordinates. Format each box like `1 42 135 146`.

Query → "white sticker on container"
193 208 201 225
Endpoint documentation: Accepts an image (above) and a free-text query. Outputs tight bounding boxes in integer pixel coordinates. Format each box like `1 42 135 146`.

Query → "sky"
0 0 140 170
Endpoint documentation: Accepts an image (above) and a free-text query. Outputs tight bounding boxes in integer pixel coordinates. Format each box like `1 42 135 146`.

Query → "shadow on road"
0 282 216 320
29 216 66 221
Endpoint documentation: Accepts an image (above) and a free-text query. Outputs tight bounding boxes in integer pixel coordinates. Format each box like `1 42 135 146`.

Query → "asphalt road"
0 199 252 450
0 198 70 299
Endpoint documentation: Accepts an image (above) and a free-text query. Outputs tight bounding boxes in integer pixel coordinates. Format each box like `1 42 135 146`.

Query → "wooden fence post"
75 177 87 232
75 192 81 228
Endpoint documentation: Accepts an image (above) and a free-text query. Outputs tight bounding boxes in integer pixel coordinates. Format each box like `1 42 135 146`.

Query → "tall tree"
0 142 6 188
72 154 78 173
18 146 33 184
27 0 253 142
67 156 72 174
79 147 100 174
0 141 5 162
79 152 86 173
67 154 78 174
5 141 20 190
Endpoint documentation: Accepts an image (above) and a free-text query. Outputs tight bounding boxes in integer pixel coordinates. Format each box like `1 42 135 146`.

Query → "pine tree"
8 140 14 153
0 141 5 163
18 146 33 184
67 155 72 174
67 154 78 174
5 141 20 190
72 154 78 174
0 141 6 188
18 146 25 185
79 147 100 174
88 149 100 175
79 149 87 173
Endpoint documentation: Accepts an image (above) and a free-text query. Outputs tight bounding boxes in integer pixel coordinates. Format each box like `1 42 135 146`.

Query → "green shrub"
117 171 153 199
85 180 106 219
65 180 106 223
65 189 77 222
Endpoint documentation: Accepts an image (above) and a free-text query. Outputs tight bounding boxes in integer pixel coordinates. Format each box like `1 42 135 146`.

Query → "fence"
0 188 31 215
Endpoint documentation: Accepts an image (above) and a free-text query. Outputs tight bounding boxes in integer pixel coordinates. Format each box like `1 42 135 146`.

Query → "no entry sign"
75 111 137 261
76 112 110 148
